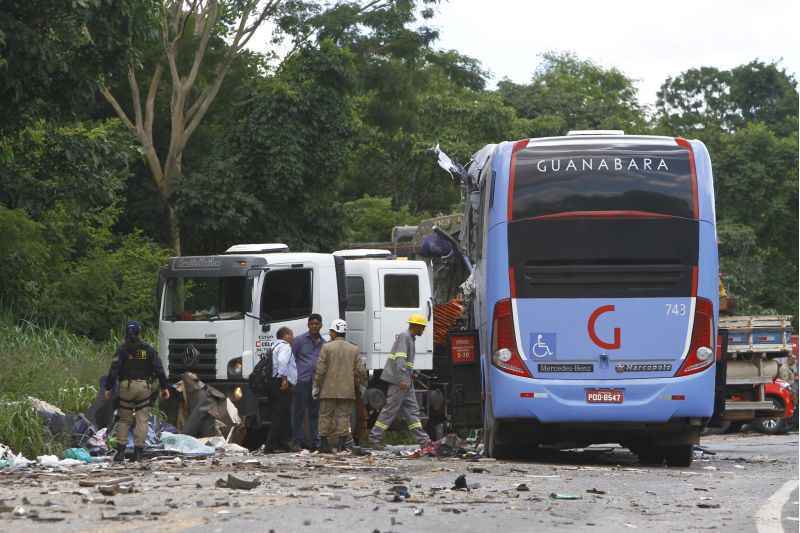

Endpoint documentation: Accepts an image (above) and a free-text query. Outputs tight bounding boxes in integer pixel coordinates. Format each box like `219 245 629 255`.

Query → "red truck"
716 316 796 434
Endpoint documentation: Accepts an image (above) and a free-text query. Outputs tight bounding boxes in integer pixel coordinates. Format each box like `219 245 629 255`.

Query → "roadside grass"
0 312 115 457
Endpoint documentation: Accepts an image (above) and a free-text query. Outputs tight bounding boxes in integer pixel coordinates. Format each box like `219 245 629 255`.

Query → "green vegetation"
0 2 796 453
0 312 113 457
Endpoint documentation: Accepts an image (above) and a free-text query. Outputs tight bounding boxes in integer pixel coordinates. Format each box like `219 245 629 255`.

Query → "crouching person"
104 321 169 462
313 319 366 453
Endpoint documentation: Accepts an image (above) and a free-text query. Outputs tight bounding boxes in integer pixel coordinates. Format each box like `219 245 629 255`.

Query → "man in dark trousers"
265 327 298 452
104 321 169 462
291 314 325 450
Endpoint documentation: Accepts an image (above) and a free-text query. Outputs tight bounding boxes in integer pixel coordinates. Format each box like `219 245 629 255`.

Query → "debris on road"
550 493 582 500
515 483 530 492
453 474 468 490
0 443 32 469
161 432 216 456
63 448 93 463
215 474 260 490
586 488 606 495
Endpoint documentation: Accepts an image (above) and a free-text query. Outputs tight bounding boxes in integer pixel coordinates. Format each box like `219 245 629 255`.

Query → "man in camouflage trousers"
313 319 367 453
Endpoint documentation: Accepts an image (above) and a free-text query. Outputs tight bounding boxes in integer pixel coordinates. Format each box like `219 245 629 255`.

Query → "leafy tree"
0 119 136 261
0 207 49 314
656 60 798 137
341 195 421 243
100 0 433 255
99 0 282 254
714 124 798 315
0 0 139 129
52 232 171 338
343 50 528 214
497 52 647 137
178 41 356 254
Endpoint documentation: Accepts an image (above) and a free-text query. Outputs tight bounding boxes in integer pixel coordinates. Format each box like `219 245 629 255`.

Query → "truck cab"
157 244 432 426
335 249 434 371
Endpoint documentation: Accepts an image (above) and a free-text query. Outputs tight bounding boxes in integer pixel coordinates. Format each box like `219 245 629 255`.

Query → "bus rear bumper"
490 367 715 423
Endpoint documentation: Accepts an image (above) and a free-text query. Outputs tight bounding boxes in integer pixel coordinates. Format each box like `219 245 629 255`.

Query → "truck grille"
168 338 217 381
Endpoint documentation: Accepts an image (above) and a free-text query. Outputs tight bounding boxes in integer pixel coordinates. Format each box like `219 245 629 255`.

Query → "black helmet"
125 320 142 340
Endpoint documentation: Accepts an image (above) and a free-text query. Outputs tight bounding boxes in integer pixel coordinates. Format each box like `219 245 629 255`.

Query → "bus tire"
485 423 511 459
636 448 664 466
483 398 511 459
663 444 693 467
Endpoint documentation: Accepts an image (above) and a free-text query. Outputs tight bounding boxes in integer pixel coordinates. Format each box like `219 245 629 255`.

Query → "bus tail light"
675 297 715 377
491 299 532 378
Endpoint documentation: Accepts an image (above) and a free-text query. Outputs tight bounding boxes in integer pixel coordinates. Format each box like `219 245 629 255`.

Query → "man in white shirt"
266 327 298 452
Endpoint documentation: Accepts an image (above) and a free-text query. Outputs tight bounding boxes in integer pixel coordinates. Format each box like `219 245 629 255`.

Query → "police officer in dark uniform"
104 321 169 462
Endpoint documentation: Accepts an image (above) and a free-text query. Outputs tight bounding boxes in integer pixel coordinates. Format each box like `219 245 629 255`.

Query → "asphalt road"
0 431 797 533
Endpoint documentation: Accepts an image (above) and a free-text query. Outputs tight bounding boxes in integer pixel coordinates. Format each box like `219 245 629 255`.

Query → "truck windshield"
162 277 250 321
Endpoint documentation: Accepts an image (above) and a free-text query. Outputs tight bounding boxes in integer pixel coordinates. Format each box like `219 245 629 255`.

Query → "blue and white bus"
472 131 718 466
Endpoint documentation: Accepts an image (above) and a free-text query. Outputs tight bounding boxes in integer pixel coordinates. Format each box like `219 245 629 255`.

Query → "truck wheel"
725 421 744 434
663 444 693 467
753 400 789 435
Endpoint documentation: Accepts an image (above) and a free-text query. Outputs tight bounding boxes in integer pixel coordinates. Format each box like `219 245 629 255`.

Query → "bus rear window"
511 143 694 220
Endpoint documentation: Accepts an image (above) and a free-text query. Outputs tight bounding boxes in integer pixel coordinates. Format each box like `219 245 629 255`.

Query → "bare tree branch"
144 64 164 139
236 0 280 50
184 0 218 90
183 62 229 141
100 86 137 133
127 67 144 132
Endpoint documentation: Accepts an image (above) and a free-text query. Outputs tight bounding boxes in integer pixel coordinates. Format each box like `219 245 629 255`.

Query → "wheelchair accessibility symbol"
530 333 557 359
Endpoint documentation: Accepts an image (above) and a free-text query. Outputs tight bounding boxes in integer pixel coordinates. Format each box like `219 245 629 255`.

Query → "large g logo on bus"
588 305 621 350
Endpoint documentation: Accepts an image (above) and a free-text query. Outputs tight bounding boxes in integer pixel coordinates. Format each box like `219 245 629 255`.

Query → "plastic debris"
697 503 720 509
516 483 530 491
414 508 424 516
64 448 93 463
389 485 410 498
28 397 68 435
215 474 260 490
550 493 582 500
37 455 61 467
160 432 216 456
586 488 606 495
0 443 32 469
453 474 468 490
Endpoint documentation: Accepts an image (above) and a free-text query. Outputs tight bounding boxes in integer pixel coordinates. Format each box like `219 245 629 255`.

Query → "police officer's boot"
319 437 333 454
132 447 144 462
114 445 126 463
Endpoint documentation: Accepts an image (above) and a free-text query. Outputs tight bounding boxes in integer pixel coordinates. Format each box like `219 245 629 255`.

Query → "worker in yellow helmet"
368 314 431 449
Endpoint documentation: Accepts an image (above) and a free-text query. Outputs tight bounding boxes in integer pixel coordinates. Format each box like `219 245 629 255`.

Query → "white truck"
156 243 433 429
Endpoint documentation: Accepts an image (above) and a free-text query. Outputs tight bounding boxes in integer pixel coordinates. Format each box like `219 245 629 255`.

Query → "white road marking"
756 478 799 533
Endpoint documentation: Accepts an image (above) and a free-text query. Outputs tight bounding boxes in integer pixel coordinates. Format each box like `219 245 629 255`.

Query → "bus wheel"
485 425 511 459
663 444 693 467
636 448 664 466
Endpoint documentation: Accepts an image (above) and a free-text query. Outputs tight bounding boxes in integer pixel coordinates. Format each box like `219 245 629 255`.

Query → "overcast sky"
431 0 799 109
